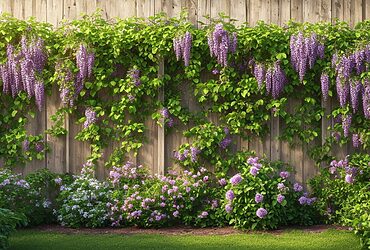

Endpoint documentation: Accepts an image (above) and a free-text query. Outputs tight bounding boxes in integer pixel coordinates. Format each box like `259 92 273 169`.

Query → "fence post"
157 57 165 175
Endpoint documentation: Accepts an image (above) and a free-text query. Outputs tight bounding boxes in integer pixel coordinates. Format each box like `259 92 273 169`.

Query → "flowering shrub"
108 163 225 228
311 153 370 248
223 156 318 230
56 161 112 228
0 168 60 226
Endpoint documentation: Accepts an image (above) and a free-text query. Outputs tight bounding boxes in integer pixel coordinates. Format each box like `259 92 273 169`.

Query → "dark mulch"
23 224 351 236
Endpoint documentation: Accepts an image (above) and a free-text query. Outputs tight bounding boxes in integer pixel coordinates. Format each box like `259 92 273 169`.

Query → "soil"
24 224 351 236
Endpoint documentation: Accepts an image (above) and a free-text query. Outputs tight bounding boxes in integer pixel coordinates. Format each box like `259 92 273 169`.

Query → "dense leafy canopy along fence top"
0 0 369 186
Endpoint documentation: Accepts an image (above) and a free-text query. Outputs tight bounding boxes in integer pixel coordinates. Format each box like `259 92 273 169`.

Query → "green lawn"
9 229 360 250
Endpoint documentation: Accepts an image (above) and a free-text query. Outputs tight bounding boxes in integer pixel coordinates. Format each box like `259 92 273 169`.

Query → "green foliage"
0 208 27 250
310 153 370 249
0 168 66 226
223 156 318 230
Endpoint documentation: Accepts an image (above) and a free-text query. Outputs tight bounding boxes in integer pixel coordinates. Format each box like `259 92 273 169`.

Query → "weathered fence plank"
1 0 369 183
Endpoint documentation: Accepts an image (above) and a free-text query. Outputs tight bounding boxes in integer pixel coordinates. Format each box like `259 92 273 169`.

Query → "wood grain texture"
2 0 369 182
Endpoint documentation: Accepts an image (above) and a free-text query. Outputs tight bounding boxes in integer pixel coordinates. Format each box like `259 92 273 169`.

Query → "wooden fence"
0 0 369 184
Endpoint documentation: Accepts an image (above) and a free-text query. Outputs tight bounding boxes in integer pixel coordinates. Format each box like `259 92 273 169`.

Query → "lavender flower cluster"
252 60 288 99
56 63 75 107
75 44 95 95
290 32 325 82
173 145 201 163
328 158 362 184
331 46 370 138
128 67 141 86
219 127 232 149
173 31 192 66
208 23 237 67
83 107 97 128
0 36 47 110
247 156 262 176
160 107 174 128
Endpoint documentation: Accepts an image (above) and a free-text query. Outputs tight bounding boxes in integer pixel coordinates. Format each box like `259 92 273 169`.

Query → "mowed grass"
10 229 360 250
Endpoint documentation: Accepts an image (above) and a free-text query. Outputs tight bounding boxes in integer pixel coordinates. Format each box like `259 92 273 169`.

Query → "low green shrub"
223 156 318 230
311 153 370 249
0 208 27 250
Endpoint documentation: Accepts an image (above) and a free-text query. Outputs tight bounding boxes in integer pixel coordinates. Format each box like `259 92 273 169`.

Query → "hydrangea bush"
56 161 113 228
108 163 225 228
310 153 370 248
223 156 318 230
0 168 60 226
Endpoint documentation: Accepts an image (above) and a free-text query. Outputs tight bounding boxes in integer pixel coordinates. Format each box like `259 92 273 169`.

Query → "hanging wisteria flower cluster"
55 62 75 107
75 44 95 95
290 32 325 82
208 23 237 67
84 107 97 128
173 31 192 66
128 67 141 86
253 60 288 99
0 36 47 110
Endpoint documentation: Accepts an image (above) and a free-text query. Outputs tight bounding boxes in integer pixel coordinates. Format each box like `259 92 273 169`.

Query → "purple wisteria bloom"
352 134 360 148
256 208 268 219
84 107 96 128
208 23 235 67
341 114 352 137
320 73 329 102
173 31 192 66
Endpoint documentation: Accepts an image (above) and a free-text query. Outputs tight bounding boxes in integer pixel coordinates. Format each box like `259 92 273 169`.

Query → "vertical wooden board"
13 0 25 19
0 0 13 14
68 114 90 174
137 0 155 18
24 109 47 175
24 0 34 19
157 59 165 175
319 0 332 21
270 0 279 24
230 0 247 26
96 0 109 19
350 0 362 26
249 0 271 26
210 0 230 21
33 0 47 22
290 99 304 184
85 0 98 15
46 86 67 174
137 118 157 174
332 0 344 21
197 0 211 26
63 0 78 20
270 116 280 161
291 0 303 22
47 0 64 27
184 0 198 26
343 0 351 23
159 0 183 18
76 0 89 17
365 0 370 20
303 0 320 22
280 0 291 25
121 0 136 18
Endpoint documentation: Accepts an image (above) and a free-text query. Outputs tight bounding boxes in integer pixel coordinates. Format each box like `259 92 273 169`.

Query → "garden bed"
28 224 350 236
